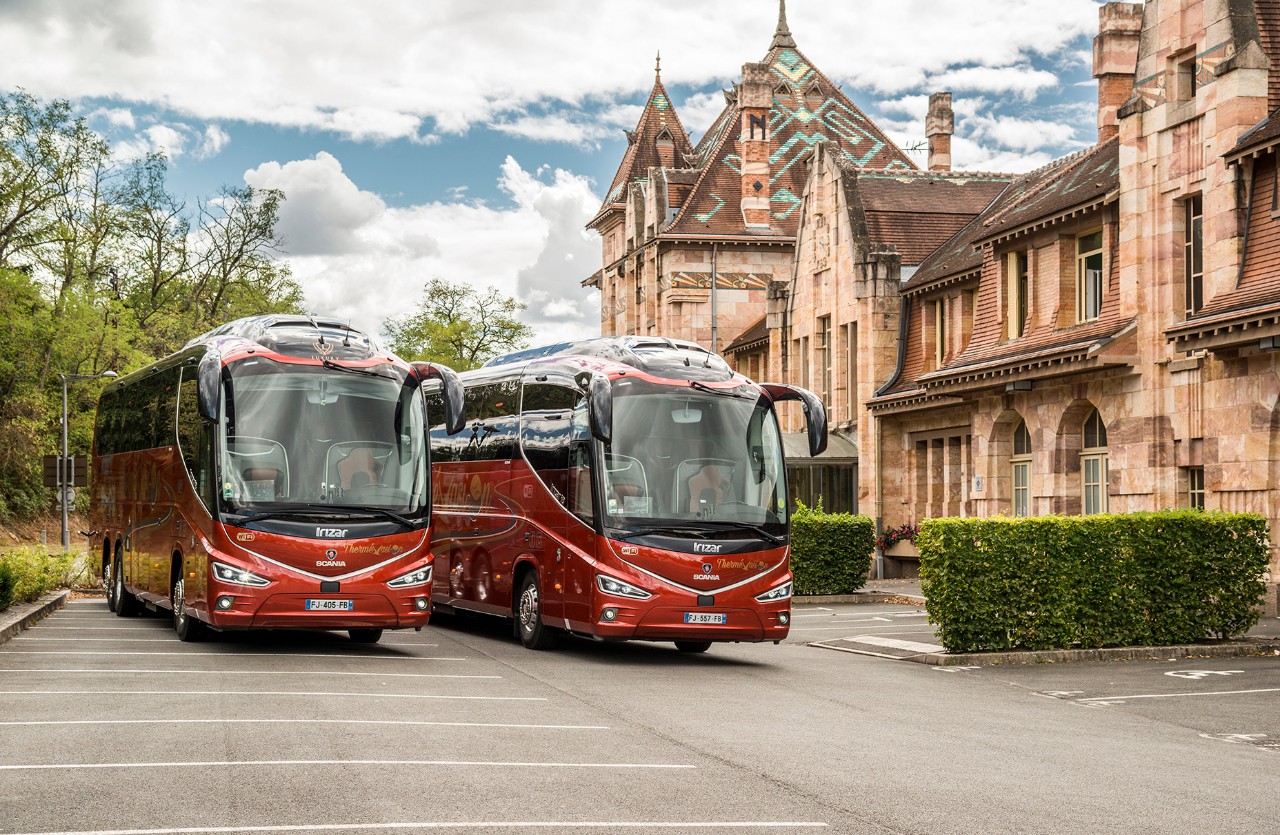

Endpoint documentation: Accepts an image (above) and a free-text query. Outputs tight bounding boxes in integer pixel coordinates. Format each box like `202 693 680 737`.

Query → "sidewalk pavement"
0 589 70 645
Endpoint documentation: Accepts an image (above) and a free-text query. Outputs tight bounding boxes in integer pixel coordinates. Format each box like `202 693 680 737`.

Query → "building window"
805 84 824 112
1012 419 1031 517
1081 408 1109 515
1184 195 1203 316
1006 251 1029 338
934 298 947 367
817 316 832 402
1187 466 1205 510
1172 52 1197 104
1076 231 1104 322
843 323 858 424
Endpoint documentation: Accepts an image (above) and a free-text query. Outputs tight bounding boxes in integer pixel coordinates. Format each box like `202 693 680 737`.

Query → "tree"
384 278 534 370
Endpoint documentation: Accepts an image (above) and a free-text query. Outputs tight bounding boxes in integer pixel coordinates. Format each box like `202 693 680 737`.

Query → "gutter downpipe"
872 293 912 580
710 243 718 353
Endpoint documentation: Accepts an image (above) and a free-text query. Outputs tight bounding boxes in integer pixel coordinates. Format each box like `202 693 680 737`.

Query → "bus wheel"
114 556 140 617
173 576 204 642
349 628 383 644
105 559 118 613
675 641 712 654
515 572 557 650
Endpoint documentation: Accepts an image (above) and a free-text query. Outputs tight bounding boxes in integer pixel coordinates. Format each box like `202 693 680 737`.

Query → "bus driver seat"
337 447 383 492
685 462 730 514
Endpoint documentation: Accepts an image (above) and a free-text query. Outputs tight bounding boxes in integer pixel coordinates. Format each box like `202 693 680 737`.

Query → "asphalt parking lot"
3 597 1279 835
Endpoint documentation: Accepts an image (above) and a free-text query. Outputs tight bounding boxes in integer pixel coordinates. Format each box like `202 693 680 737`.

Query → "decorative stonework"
669 271 771 290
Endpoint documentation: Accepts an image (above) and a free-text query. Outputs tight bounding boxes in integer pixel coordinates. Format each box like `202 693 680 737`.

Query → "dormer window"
805 84 824 112
655 128 675 168
774 83 794 108
1076 230 1104 322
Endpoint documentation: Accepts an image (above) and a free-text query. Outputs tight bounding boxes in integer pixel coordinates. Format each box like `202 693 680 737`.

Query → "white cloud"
250 152 601 346
197 124 230 159
678 91 729 137
0 0 1103 142
965 113 1085 153
925 66 1060 100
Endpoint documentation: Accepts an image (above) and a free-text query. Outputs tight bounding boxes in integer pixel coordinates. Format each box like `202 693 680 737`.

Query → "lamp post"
59 370 117 550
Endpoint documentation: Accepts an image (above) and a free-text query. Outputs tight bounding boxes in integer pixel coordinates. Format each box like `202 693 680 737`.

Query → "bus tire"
675 641 712 654
173 574 205 642
515 571 557 650
105 555 118 613
114 554 141 617
349 628 383 644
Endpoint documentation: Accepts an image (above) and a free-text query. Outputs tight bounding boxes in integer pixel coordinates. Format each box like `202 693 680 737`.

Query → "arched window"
1081 408 1108 514
1011 419 1031 517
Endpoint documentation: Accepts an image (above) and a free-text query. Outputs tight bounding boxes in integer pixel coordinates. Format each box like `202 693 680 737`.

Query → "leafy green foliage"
918 512 1271 652
790 502 875 595
0 548 85 610
0 90 303 522
384 277 534 370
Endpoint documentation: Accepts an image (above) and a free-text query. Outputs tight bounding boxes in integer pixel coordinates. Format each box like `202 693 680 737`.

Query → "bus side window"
177 369 216 514
520 383 579 510
566 397 594 525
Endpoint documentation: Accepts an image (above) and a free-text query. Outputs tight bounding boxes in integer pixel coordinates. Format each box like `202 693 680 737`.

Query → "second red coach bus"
427 336 826 652
91 315 463 643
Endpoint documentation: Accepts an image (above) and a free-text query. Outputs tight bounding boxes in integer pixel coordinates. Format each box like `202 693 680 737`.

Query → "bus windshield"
220 358 427 517
600 378 787 537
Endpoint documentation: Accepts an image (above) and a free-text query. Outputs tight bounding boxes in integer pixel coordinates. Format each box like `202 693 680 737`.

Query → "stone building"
585 0 1280 594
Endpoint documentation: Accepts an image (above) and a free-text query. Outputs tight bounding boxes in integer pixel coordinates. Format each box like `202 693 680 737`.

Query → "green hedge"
918 512 1270 653
0 548 84 611
790 504 875 595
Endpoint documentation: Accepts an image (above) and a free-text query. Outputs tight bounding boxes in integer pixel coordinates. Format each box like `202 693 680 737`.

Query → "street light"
59 370 117 551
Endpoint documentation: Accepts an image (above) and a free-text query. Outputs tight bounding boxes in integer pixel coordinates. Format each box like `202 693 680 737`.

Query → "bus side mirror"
196 349 221 422
411 361 465 435
760 383 828 456
588 373 612 444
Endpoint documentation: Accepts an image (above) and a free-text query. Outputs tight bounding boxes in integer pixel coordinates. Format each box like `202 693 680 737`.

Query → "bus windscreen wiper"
227 503 416 527
688 380 753 399
613 526 711 541
692 519 785 544
322 359 390 378
340 505 420 528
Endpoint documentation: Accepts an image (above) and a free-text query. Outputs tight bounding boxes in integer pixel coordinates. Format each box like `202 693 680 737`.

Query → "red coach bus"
426 336 826 652
91 315 463 643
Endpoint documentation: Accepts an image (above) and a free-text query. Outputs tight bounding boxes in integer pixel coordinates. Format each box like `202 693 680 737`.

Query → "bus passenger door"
559 398 598 630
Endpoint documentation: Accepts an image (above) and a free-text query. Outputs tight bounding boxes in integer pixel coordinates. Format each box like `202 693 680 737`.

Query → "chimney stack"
739 62 773 229
926 92 954 172
1093 2 1142 142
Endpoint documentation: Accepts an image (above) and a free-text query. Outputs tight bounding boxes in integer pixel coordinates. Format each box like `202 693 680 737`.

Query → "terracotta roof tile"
725 315 769 353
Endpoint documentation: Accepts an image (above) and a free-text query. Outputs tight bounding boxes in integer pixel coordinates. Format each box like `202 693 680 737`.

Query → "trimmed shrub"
790 504 875 595
0 548 84 611
918 512 1270 652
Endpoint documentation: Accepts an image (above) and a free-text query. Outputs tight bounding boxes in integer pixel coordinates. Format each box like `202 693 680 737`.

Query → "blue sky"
0 0 1109 346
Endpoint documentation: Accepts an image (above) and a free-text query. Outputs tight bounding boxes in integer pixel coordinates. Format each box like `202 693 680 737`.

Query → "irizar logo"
693 542 723 554
316 528 349 539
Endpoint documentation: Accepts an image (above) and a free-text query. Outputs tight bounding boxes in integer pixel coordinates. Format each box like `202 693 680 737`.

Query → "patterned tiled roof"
664 43 916 238
592 71 695 225
725 315 768 353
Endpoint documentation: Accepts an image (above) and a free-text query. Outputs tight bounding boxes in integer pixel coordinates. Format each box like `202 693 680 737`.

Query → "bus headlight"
388 565 433 588
596 573 652 600
211 561 271 587
755 581 792 603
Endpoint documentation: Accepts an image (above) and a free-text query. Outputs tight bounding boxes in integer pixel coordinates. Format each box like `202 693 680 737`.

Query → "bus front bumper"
204 592 431 630
589 604 791 643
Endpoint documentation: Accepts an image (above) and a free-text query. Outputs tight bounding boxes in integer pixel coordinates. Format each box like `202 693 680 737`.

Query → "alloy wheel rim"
173 578 185 628
519 584 539 633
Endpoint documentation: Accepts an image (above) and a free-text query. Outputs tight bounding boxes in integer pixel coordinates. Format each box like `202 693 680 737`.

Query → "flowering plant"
877 522 918 552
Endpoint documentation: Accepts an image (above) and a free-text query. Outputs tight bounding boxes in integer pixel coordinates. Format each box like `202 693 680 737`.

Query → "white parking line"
3 822 827 834
0 758 696 773
0 690 544 701
0 651 460 660
1077 687 1280 703
14 639 443 646
0 718 605 730
0 669 495 680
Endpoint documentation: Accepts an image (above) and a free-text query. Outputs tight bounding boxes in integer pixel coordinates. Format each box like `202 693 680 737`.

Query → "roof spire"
655 50 661 79
772 0 796 49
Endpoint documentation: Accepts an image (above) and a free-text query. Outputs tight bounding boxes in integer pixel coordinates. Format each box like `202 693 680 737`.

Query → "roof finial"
772 0 796 49
655 50 661 79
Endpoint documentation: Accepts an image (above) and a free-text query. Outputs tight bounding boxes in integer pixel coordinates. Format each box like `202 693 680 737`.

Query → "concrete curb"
907 638 1280 667
795 593 926 606
0 589 71 646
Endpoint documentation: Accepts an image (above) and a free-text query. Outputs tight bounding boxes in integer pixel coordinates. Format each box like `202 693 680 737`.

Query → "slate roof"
856 170 1012 266
725 315 768 354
